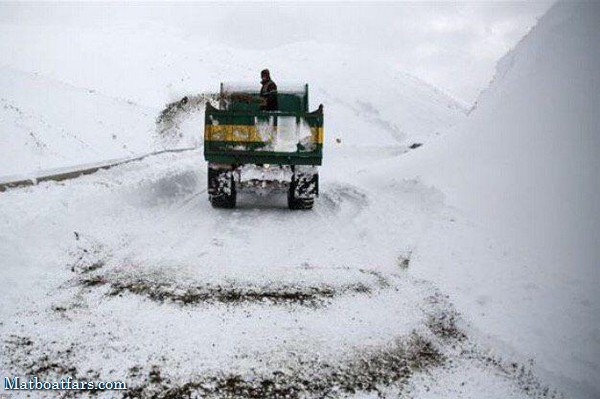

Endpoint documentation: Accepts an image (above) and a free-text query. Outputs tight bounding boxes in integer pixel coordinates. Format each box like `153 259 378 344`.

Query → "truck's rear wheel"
288 167 318 210
208 165 236 208
288 194 314 210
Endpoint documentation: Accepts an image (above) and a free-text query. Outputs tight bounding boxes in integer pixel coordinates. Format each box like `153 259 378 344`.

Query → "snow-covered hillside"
0 22 465 177
386 2 600 398
0 66 161 178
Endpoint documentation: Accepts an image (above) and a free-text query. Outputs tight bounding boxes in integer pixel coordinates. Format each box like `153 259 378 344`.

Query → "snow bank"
381 2 600 398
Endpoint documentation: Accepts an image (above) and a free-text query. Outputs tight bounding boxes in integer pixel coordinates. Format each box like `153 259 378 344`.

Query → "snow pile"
382 2 600 398
271 116 300 152
239 164 292 183
222 81 307 94
250 116 315 153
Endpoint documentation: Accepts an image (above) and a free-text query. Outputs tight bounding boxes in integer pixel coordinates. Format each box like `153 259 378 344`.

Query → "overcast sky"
0 1 554 104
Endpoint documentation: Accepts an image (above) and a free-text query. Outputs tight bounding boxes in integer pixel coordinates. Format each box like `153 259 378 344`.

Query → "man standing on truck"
259 69 278 111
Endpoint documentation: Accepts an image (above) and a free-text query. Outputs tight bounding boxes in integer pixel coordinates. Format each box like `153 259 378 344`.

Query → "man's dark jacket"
260 80 278 111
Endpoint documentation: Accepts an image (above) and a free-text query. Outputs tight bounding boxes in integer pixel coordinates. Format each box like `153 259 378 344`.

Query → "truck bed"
204 103 323 166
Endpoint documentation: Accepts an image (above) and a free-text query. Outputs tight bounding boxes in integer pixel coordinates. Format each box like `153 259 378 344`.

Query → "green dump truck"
204 83 323 209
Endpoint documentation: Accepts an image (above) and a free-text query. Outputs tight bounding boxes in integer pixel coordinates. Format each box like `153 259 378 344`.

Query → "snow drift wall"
409 0 600 282
394 2 600 397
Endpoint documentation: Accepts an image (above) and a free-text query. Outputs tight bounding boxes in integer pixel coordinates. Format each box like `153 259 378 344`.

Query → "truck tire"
208 166 236 208
288 168 318 210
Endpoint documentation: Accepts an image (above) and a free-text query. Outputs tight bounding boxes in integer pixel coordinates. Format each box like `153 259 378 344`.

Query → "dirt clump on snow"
425 297 467 342
73 269 372 308
106 278 371 307
123 334 442 399
2 336 98 398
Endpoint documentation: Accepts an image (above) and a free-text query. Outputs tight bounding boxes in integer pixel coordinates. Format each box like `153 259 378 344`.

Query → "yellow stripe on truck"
205 125 323 144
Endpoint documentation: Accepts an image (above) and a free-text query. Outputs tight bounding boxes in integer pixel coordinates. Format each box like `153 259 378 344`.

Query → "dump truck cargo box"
204 83 323 166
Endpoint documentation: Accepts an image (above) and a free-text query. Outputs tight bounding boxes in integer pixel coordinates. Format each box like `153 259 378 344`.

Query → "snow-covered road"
0 148 552 398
